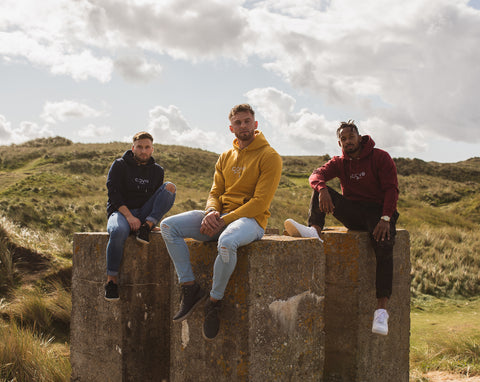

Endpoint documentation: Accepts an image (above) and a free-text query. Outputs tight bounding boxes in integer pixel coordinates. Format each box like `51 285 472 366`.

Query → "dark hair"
229 104 255 121
336 120 358 138
133 131 153 143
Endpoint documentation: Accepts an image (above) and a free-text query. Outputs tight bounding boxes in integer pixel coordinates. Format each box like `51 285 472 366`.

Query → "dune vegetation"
0 137 479 381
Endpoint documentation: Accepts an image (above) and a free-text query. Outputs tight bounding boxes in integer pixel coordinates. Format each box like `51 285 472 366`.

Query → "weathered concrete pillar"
322 228 410 382
71 229 409 382
169 236 325 382
71 232 171 382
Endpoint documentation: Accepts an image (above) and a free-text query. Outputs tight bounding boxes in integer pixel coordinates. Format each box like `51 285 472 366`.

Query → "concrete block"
170 236 325 382
322 228 410 382
71 232 171 382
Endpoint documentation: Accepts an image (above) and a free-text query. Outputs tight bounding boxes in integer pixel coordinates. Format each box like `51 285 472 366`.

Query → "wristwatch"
380 215 391 222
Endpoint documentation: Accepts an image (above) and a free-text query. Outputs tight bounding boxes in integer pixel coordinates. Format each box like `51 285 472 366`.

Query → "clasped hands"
200 211 225 237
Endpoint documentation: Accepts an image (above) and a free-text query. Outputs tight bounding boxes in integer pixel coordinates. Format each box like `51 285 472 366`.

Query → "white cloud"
0 114 12 141
41 101 104 124
1 0 480 154
247 0 480 144
78 124 113 138
114 55 163 82
0 115 53 144
148 105 228 152
246 87 338 155
246 87 430 157
86 0 250 60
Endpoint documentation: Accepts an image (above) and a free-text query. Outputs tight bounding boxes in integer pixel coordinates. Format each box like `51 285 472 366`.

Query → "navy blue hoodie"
106 150 164 217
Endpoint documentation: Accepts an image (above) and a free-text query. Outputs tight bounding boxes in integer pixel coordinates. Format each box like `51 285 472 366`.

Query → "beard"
235 130 255 142
134 153 150 164
344 143 361 155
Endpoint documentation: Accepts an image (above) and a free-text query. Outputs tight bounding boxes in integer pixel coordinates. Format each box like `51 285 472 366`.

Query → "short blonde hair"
133 131 153 143
228 104 255 121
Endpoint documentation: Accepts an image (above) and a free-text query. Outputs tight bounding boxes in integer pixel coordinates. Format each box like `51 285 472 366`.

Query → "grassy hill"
0 137 479 380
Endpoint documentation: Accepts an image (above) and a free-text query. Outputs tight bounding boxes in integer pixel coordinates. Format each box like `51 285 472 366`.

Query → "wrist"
204 207 216 215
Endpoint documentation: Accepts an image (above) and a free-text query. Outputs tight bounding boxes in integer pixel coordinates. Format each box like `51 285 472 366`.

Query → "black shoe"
136 223 151 245
172 282 207 322
104 280 119 301
203 299 221 340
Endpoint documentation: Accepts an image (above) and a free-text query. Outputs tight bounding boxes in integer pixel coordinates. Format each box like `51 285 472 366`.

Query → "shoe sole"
136 237 150 245
372 327 388 335
172 294 208 322
104 296 120 301
284 220 302 237
202 328 219 341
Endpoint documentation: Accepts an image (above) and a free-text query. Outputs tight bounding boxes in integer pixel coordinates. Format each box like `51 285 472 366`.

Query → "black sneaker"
136 223 151 245
172 282 207 322
203 299 221 340
104 280 119 301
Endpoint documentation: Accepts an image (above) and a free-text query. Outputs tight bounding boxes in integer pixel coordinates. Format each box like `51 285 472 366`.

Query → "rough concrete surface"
322 228 410 382
169 235 325 382
71 232 171 382
70 229 410 382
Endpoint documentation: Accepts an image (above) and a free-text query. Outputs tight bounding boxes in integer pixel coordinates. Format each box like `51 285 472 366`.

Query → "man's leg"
203 217 264 340
364 206 399 335
136 182 176 244
160 210 216 321
105 212 131 300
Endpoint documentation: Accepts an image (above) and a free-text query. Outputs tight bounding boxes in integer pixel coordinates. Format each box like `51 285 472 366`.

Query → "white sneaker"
284 219 323 242
372 309 389 335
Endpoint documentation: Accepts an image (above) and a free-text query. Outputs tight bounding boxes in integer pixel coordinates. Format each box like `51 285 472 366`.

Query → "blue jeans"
106 182 176 276
160 210 265 300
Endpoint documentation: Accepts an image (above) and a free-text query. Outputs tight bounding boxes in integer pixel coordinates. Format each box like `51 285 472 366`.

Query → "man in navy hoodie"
104 131 176 301
284 120 399 336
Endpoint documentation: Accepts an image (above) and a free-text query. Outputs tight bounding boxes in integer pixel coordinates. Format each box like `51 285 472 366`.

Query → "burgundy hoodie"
309 135 399 217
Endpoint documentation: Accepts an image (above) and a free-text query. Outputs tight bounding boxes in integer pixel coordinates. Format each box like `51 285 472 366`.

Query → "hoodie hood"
342 135 375 160
122 149 156 166
233 130 269 152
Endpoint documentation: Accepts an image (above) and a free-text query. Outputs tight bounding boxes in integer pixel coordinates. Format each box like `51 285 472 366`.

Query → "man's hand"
373 219 390 242
118 205 141 231
200 211 225 237
126 215 141 231
318 188 335 214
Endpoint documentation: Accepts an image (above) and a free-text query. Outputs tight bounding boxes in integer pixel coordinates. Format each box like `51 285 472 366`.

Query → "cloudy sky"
1 0 479 162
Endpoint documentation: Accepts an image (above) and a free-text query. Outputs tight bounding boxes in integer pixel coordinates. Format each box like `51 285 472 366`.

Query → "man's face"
229 111 257 143
132 138 154 164
338 127 362 156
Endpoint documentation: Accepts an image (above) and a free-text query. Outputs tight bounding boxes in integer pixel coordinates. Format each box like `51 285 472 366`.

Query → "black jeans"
308 186 399 299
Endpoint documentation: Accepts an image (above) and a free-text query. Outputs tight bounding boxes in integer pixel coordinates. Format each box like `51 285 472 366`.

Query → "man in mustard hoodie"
161 104 282 340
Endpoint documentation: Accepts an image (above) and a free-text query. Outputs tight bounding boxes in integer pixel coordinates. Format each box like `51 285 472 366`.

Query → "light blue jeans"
160 210 265 300
106 182 176 276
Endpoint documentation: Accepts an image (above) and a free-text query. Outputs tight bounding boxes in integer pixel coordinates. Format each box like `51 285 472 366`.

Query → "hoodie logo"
232 166 244 176
350 172 366 181
135 178 150 185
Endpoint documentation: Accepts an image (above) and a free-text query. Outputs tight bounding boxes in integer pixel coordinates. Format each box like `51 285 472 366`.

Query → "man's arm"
118 205 141 231
309 158 340 213
309 157 339 192
373 150 399 242
107 160 141 231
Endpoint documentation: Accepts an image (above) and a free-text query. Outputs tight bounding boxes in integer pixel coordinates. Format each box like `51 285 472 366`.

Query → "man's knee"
109 224 130 239
160 221 173 242
165 182 176 194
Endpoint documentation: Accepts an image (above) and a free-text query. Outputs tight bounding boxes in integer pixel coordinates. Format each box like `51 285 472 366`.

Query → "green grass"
411 297 480 378
0 320 70 382
0 138 480 380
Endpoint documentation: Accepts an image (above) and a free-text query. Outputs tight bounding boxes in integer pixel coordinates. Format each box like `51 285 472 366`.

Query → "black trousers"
308 186 399 299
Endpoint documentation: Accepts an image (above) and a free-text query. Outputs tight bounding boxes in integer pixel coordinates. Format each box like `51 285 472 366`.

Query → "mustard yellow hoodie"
205 131 282 229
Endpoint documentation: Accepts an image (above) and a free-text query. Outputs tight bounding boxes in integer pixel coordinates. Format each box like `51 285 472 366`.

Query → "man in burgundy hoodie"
284 120 399 336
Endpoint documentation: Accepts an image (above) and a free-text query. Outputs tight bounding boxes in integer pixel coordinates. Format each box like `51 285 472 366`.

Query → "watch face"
381 216 390 222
